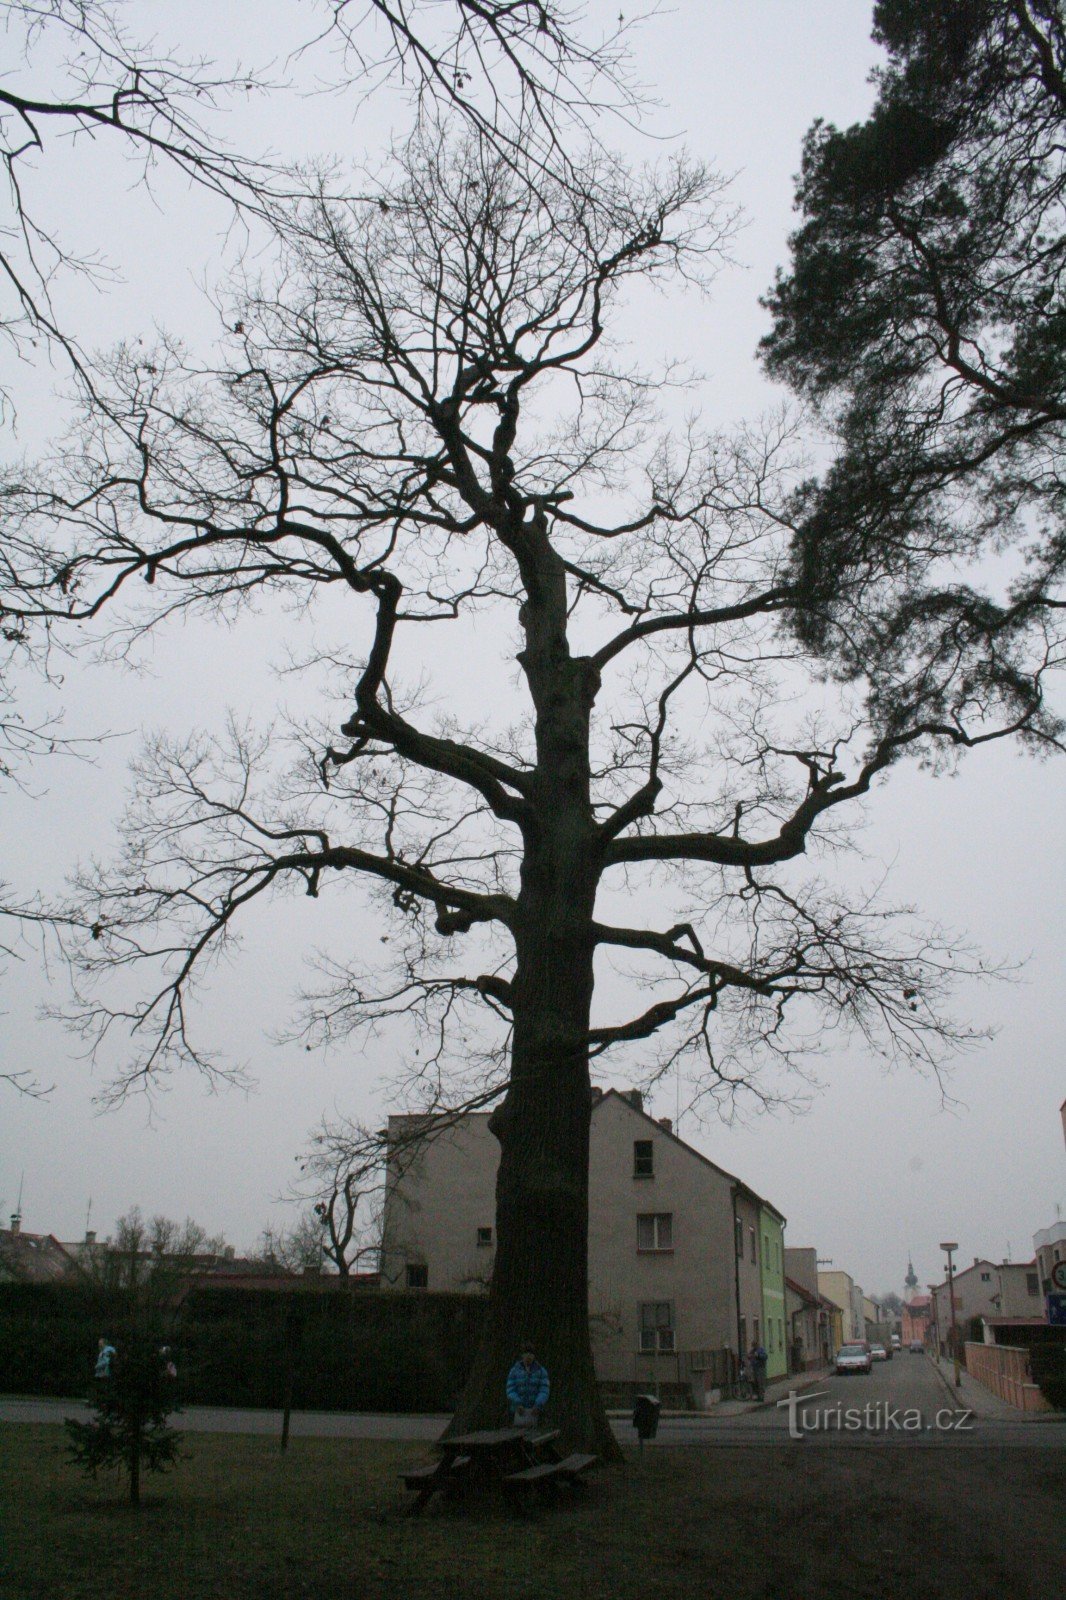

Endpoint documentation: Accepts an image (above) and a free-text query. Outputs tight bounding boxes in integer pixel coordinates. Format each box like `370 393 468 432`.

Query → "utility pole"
940 1242 961 1389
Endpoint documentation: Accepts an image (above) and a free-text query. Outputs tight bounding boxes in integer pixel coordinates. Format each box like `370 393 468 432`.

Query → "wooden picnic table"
402 1425 596 1512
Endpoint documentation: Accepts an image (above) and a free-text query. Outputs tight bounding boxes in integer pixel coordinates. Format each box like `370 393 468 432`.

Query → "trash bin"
632 1393 661 1440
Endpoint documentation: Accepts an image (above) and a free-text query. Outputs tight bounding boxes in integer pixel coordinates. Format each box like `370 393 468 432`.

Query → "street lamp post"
940 1242 961 1389
927 1285 940 1356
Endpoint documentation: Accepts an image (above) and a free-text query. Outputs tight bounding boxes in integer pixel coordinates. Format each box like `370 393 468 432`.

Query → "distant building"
0 1215 81 1284
901 1293 932 1347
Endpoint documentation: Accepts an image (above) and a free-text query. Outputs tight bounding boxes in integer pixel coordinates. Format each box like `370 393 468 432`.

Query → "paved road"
653 1350 1066 1449
3 1356 1061 1450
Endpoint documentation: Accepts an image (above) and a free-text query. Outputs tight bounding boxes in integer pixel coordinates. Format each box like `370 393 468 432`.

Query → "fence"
963 1341 1050 1412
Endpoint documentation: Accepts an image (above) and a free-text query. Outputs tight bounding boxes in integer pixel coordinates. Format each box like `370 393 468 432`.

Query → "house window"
1027 1272 1039 1296
980 1271 991 1282
406 1263 428 1289
639 1301 675 1352
633 1140 654 1178
749 1226 757 1264
735 1217 743 1257
477 1227 493 1248
764 1235 770 1265
637 1213 673 1252
778 1319 783 1349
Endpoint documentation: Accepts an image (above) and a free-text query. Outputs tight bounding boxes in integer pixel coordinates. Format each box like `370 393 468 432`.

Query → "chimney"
658 1117 673 1134
974 1257 980 1267
623 1090 643 1112
10 1213 20 1236
84 1230 97 1247
589 1086 603 1102
224 1245 235 1260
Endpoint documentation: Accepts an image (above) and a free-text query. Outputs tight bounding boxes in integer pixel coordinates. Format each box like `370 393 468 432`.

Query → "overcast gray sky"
1 0 1062 1300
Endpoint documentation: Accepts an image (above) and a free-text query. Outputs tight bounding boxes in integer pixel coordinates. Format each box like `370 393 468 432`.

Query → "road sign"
1048 1292 1066 1326
1050 1260 1066 1292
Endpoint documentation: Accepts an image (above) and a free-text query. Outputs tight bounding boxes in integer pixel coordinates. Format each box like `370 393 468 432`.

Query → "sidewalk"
928 1351 1063 1423
708 1365 833 1418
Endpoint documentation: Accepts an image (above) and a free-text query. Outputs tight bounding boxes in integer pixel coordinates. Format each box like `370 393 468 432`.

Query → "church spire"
904 1256 918 1294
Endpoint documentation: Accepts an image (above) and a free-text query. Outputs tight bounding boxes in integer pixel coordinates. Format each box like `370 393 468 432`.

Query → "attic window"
633 1140 654 1178
406 1263 428 1289
476 1227 493 1248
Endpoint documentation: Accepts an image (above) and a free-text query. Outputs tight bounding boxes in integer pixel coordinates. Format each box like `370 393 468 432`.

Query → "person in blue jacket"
506 1343 550 1427
94 1337 115 1380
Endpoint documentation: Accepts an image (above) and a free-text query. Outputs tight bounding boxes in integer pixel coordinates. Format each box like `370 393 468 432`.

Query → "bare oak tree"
1 0 640 365
0 0 643 1038
4 129 1047 1453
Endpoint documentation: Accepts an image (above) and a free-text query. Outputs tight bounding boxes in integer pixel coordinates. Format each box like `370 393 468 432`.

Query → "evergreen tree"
763 0 1065 746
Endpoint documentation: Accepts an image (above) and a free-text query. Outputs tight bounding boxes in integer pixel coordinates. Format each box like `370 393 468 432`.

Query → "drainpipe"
731 1186 744 1390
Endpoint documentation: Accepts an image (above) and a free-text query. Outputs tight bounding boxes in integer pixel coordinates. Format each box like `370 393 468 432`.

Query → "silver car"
835 1343 873 1375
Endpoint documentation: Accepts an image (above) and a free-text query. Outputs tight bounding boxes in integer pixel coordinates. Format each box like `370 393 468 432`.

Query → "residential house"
1032 1099 1066 1315
818 1269 864 1345
0 1215 81 1284
758 1205 787 1380
862 1295 881 1336
784 1247 833 1371
901 1293 932 1348
1034 1222 1066 1301
931 1258 1045 1350
379 1088 788 1398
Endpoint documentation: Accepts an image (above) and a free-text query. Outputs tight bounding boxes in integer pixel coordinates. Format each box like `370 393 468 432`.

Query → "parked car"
835 1343 873 1375
909 1340 925 1353
890 1334 901 1351
870 1342 888 1361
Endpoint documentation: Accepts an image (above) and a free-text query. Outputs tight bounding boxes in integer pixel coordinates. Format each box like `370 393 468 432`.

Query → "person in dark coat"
506 1343 550 1427
748 1339 768 1401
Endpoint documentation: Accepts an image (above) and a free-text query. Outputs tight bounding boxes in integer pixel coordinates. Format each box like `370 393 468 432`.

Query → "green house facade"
758 1204 787 1381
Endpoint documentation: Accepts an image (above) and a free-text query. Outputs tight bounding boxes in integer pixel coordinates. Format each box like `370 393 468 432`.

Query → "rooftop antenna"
13 1171 24 1226
85 1197 93 1236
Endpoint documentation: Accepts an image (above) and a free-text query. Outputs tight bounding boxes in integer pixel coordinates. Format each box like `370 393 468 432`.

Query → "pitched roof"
388 1088 789 1226
0 1228 81 1284
785 1275 828 1309
595 1089 788 1226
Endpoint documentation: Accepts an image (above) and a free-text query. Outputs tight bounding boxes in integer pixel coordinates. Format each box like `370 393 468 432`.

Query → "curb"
927 1355 1064 1422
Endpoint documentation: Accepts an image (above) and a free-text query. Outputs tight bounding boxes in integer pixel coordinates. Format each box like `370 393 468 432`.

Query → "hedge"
0 1283 486 1412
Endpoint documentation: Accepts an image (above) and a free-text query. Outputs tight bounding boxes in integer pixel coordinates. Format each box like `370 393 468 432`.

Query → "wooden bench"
400 1455 471 1501
504 1452 599 1492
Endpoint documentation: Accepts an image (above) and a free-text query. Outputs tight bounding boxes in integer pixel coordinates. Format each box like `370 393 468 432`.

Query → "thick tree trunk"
447 546 619 1457
448 879 618 1458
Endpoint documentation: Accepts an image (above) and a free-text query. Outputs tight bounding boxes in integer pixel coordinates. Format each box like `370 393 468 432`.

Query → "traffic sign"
1050 1260 1066 1292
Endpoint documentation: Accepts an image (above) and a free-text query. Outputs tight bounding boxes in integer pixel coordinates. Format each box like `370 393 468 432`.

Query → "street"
3 1353 1061 1450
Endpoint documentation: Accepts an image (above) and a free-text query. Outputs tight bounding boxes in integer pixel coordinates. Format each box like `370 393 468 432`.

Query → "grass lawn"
1 1422 1063 1599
